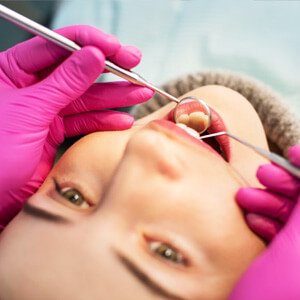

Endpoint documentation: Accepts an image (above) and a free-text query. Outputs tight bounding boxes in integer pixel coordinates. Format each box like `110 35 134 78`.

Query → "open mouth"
199 128 227 160
162 104 230 161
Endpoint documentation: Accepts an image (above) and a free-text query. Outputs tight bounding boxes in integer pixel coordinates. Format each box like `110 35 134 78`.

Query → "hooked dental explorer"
0 4 179 104
199 131 300 179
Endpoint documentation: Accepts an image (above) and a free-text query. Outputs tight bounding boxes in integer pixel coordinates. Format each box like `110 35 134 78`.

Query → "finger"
108 45 142 69
60 81 154 116
237 188 295 223
12 25 120 74
29 46 105 122
288 144 300 167
257 164 300 197
63 111 134 136
246 213 282 242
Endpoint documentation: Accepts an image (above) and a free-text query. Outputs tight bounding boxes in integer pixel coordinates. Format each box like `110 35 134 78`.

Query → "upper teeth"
176 111 209 133
175 123 199 138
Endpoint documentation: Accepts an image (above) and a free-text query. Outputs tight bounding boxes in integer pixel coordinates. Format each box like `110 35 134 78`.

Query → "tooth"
185 127 199 138
176 123 188 129
177 114 190 125
176 123 199 138
188 111 209 133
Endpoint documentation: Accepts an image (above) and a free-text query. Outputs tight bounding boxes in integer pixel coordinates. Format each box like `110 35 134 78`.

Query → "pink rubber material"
231 144 300 299
0 25 154 230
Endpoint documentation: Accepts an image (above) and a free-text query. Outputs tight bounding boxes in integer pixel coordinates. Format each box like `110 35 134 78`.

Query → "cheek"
190 86 269 186
0 220 55 298
0 217 90 298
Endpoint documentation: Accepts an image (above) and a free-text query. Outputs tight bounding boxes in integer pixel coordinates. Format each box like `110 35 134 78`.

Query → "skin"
0 86 269 300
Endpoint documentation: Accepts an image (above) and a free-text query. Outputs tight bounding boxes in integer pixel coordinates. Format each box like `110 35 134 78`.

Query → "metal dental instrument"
173 96 212 134
0 4 212 132
199 131 300 179
0 4 179 102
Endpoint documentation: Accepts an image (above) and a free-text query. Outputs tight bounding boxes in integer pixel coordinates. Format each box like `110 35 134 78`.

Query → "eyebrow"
115 251 185 300
23 202 68 223
22 204 184 298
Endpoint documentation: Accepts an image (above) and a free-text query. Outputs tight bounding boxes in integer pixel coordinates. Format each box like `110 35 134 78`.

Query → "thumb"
30 46 105 121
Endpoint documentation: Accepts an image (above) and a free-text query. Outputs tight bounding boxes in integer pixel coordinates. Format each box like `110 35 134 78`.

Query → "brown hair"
132 70 300 156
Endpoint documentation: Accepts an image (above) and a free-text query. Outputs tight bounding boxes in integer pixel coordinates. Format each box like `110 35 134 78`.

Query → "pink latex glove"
0 25 154 230
236 146 300 242
230 145 300 300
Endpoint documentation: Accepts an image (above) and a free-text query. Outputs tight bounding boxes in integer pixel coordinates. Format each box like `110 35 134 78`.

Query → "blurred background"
0 1 58 50
0 0 299 116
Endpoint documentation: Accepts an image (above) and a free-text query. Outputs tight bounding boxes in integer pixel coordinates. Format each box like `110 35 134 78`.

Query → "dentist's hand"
236 145 300 242
230 145 300 300
0 25 153 230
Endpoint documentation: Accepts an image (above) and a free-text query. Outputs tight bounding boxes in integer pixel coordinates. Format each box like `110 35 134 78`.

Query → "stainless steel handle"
0 4 147 86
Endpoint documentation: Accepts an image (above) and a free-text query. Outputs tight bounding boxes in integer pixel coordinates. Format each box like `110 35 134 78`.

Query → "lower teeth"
175 123 199 138
176 124 226 160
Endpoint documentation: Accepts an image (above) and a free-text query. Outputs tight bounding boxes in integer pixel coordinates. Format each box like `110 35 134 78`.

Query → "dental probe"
199 131 300 179
0 4 179 103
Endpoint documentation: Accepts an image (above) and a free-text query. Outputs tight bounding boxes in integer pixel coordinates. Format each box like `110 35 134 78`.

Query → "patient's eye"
53 178 89 208
60 188 85 206
149 241 185 265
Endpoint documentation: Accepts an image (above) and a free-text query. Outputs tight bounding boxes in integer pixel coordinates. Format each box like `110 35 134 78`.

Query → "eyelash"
52 177 90 208
52 179 187 265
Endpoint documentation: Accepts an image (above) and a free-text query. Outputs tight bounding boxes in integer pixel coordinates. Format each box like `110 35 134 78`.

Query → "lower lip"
149 119 226 159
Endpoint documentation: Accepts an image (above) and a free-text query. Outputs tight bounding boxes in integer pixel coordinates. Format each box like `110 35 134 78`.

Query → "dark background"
0 1 59 51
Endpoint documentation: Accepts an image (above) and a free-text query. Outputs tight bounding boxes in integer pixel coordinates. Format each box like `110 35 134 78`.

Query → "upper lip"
154 105 231 161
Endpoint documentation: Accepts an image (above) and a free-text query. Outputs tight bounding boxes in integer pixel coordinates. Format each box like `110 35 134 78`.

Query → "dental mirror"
173 97 212 134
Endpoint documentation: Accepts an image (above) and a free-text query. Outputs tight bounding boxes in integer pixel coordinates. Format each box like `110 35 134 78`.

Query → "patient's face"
0 86 269 299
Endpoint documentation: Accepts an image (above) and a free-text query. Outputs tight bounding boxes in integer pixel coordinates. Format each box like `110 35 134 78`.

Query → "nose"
125 126 186 181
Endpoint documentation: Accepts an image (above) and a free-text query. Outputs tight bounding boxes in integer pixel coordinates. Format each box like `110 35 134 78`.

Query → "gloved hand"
0 25 153 230
236 146 300 242
230 144 300 300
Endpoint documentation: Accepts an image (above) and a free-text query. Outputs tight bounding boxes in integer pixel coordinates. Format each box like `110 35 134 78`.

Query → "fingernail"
125 45 142 60
141 87 155 98
246 213 261 224
257 163 276 177
236 188 258 204
119 114 134 128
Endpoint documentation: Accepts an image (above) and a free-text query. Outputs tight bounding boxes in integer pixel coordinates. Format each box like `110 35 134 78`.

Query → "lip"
160 104 231 161
148 119 223 161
